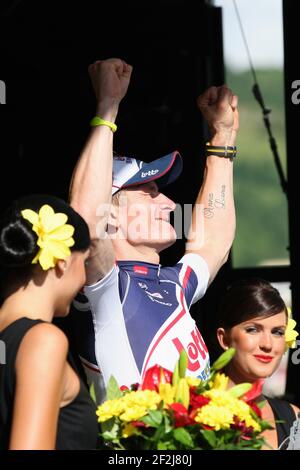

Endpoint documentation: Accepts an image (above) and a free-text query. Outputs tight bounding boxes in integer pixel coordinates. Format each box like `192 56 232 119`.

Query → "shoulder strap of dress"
268 396 297 446
268 396 296 422
12 318 46 343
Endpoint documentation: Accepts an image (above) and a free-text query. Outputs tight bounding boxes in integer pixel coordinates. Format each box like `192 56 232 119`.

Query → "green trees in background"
226 69 289 267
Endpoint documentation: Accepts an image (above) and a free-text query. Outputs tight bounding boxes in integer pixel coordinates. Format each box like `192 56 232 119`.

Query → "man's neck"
113 241 160 264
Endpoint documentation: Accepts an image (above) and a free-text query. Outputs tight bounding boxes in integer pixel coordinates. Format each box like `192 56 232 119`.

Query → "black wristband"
205 142 237 158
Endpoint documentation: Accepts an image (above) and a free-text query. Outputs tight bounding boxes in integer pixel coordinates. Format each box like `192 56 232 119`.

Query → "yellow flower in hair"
285 308 299 349
21 204 75 270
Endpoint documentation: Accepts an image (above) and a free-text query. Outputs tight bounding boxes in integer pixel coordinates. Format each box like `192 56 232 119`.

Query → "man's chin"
156 236 177 252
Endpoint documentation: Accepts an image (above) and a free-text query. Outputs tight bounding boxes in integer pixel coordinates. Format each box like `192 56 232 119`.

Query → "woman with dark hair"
0 194 98 450
216 278 299 450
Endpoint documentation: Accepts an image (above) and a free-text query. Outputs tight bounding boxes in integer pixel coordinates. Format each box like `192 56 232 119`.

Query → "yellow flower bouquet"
96 349 272 450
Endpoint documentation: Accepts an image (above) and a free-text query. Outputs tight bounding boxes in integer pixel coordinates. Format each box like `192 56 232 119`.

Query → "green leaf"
211 348 235 371
101 430 118 441
140 410 163 428
163 414 173 434
152 423 167 442
106 375 123 400
200 429 217 448
229 382 252 398
260 419 275 431
101 417 120 439
157 441 177 450
173 427 194 448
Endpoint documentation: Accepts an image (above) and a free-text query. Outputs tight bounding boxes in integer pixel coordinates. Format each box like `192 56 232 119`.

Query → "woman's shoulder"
16 322 68 369
19 321 68 346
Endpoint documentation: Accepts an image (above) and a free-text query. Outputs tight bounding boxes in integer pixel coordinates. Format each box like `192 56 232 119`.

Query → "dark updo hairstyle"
0 194 90 300
217 278 288 330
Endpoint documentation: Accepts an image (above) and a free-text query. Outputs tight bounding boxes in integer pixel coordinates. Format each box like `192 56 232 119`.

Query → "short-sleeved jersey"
71 253 210 402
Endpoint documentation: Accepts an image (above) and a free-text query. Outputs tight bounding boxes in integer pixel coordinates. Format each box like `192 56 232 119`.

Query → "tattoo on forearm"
204 186 226 218
214 185 226 209
204 193 214 218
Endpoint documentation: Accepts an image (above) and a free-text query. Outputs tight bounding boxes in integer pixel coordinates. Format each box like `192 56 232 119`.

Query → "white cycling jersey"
71 253 210 402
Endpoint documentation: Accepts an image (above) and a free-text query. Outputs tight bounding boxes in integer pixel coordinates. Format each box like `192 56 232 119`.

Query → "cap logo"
141 169 159 178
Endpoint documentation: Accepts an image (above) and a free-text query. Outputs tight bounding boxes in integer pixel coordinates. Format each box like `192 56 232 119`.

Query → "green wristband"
90 116 117 133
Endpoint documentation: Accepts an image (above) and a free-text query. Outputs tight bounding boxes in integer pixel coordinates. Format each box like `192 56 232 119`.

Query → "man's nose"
157 193 176 212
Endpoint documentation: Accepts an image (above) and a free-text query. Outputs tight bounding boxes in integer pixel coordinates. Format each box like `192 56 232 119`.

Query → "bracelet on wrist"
205 142 237 158
90 116 117 132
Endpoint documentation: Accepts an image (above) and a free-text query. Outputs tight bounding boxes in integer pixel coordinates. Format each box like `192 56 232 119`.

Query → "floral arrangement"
96 349 272 450
21 204 75 270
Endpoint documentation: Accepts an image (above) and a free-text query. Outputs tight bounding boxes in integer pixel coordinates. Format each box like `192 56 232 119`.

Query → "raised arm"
70 58 132 284
185 85 239 285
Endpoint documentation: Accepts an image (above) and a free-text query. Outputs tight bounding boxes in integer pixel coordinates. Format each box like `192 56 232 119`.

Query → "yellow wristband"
90 116 117 133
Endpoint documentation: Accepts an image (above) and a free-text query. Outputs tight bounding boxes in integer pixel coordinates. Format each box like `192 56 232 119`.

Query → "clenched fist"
88 58 133 119
197 85 239 145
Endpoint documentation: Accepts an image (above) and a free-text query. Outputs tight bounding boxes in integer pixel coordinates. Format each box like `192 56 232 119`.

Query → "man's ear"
216 327 230 350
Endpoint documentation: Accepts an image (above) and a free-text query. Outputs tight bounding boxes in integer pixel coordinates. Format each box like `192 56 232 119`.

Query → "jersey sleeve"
83 265 119 329
83 265 140 387
176 253 210 306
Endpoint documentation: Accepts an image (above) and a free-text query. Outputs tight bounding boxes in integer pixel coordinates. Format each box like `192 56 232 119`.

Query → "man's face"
115 182 177 251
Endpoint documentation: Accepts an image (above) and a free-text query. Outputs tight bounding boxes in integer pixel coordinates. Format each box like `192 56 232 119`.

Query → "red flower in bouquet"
141 364 172 391
189 391 210 412
169 403 195 428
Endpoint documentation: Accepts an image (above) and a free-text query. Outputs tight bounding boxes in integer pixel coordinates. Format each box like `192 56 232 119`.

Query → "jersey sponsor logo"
134 265 148 275
137 281 172 306
172 326 208 374
141 169 159 178
147 292 163 299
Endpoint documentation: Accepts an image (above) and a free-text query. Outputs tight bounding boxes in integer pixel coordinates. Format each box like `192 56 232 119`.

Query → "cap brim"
121 151 182 190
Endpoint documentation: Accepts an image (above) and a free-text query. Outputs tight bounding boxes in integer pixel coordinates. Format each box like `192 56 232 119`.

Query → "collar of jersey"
116 260 161 279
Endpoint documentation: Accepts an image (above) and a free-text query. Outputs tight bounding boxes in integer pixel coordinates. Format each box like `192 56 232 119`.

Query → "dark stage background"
1 0 300 404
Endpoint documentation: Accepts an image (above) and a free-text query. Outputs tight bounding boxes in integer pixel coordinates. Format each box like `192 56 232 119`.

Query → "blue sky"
214 0 283 71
